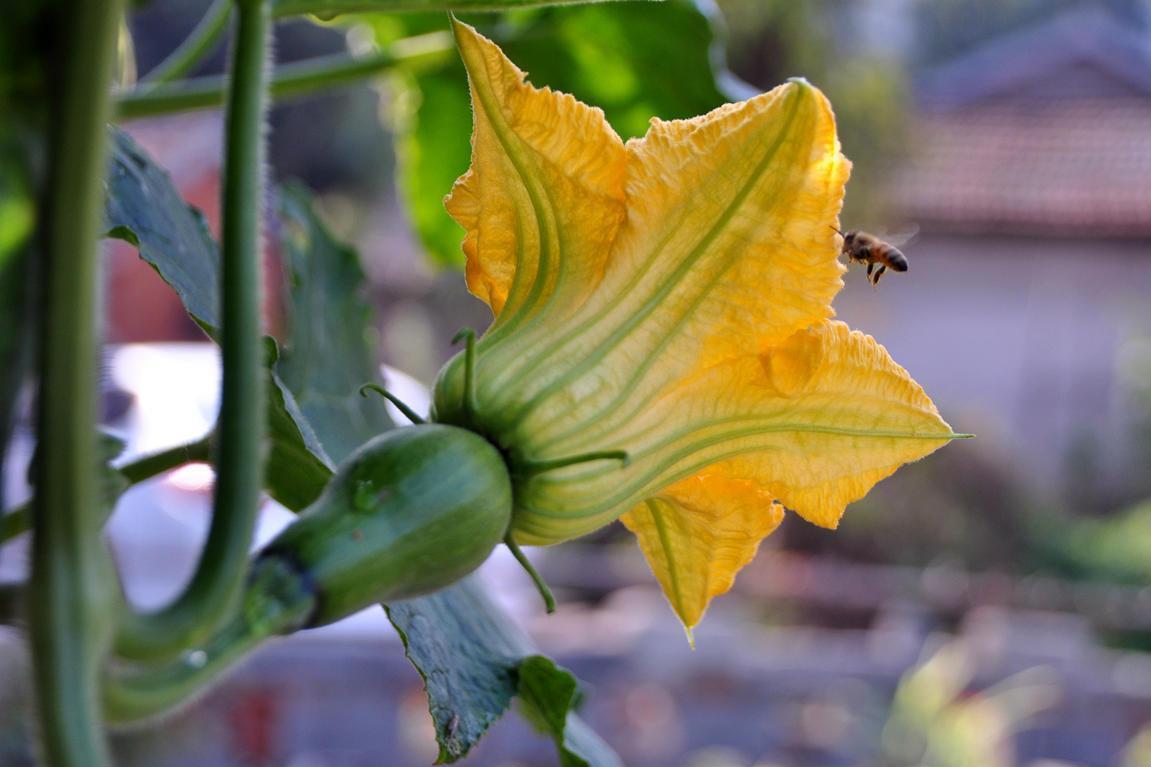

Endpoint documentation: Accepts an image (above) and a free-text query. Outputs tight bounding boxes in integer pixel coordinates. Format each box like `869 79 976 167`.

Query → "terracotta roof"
886 100 1151 237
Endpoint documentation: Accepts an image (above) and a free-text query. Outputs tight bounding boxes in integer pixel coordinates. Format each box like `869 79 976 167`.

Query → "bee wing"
879 224 919 249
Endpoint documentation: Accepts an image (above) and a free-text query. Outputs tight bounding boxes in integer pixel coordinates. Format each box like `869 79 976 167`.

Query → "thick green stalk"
104 558 314 725
29 0 125 763
116 0 269 662
114 33 453 120
141 0 231 86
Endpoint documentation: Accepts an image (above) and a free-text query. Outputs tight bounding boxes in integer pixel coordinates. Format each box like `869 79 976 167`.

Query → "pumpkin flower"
432 19 966 635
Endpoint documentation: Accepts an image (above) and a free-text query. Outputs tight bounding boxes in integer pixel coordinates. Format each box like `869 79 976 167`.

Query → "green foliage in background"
361 0 741 266
716 0 908 224
1052 500 1151 585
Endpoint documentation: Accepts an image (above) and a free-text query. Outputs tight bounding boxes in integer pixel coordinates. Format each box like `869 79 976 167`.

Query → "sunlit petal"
621 472 784 636
629 320 958 529
509 79 851 448
447 19 628 327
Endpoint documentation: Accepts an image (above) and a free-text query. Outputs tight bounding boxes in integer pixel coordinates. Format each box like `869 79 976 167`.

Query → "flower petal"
622 320 959 530
608 79 849 363
447 20 628 326
621 473 784 637
506 79 851 446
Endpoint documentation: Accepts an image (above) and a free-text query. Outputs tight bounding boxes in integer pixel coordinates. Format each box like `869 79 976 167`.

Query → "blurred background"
5 0 1151 764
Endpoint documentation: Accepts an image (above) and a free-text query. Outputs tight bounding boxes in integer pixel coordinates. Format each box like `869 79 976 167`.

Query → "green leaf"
105 129 221 335
275 184 394 460
264 338 339 509
273 0 658 20
262 368 335 509
392 64 475 269
385 579 524 762
104 127 333 510
517 656 622 767
386 583 618 766
384 0 741 266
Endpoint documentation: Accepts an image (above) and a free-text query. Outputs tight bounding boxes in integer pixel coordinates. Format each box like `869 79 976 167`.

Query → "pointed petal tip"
448 13 469 42
784 77 821 100
449 16 506 75
811 515 842 531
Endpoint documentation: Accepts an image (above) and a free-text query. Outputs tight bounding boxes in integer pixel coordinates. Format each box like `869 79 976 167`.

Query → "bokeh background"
4 0 1151 765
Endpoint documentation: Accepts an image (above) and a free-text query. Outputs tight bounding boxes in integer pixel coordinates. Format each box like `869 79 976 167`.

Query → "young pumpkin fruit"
258 424 512 628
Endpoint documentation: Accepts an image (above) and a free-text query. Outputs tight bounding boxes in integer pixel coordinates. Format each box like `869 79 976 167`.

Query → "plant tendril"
504 534 556 614
359 383 425 425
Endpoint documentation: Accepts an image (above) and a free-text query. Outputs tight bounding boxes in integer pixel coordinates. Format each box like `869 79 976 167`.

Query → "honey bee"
831 227 911 286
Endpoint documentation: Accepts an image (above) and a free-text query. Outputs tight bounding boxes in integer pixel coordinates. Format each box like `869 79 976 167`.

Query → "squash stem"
115 0 269 663
104 557 315 725
29 0 126 762
139 0 231 86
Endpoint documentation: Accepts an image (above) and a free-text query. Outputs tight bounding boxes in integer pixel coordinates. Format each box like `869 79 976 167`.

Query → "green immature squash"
259 424 512 627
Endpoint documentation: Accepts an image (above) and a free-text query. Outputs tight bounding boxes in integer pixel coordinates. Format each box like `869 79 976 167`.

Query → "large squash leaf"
104 128 334 510
517 655 623 767
275 184 394 460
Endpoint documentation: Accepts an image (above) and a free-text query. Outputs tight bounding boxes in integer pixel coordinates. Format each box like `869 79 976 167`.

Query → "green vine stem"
30 0 126 762
0 433 214 545
104 557 315 725
115 33 453 120
117 433 214 484
115 0 270 663
140 0 231 86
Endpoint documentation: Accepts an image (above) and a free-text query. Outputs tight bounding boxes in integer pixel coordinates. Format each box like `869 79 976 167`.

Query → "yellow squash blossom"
432 19 966 635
